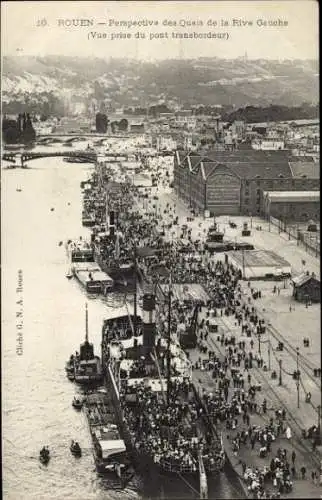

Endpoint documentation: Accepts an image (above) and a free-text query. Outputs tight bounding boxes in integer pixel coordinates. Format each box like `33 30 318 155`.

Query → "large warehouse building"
173 150 320 219
263 191 320 222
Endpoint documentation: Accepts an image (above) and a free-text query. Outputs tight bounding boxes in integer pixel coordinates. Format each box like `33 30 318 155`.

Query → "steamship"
101 286 226 478
92 208 136 290
66 238 114 294
66 304 103 384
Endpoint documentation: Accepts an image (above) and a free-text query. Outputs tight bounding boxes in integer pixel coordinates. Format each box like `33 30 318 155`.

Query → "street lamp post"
279 359 282 386
317 405 321 445
166 273 172 406
296 347 300 408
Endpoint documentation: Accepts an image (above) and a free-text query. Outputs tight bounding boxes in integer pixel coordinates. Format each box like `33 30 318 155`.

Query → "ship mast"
166 272 172 405
133 245 137 336
105 191 109 234
115 231 120 261
85 302 89 342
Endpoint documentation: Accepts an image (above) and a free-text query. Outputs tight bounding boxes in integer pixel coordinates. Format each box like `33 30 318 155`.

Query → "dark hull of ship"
73 272 103 294
95 253 136 290
104 364 225 480
66 360 103 386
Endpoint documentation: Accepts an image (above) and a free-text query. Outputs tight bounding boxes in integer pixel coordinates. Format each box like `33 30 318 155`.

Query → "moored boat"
67 239 95 263
72 397 84 410
101 290 226 480
66 304 103 385
64 157 90 164
71 261 114 294
83 388 134 478
82 213 96 227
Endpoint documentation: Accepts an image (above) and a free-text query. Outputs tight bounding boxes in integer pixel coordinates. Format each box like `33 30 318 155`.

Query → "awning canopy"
98 439 126 459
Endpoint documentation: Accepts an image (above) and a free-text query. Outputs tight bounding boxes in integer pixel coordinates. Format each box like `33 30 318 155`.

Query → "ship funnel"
142 292 156 351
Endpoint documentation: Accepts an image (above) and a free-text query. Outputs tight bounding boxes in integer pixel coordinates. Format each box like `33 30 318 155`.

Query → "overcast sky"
1 1 319 60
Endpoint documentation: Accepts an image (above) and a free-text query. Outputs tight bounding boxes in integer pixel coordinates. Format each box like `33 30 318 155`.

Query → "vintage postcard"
1 1 320 500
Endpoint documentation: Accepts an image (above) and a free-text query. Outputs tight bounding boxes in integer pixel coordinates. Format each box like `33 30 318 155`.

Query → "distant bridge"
38 133 134 140
2 151 97 168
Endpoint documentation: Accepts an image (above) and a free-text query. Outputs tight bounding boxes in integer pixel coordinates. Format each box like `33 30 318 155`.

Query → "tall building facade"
173 150 320 219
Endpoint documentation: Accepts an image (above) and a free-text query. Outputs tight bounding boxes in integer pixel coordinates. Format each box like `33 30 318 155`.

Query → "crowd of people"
120 380 225 474
188 294 319 498
83 156 319 498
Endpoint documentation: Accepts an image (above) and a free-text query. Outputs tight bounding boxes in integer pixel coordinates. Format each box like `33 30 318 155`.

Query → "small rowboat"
70 441 82 457
40 454 50 465
72 398 83 410
39 448 50 465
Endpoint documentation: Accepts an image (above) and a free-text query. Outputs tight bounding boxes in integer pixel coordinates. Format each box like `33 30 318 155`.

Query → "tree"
21 113 36 143
118 118 128 131
95 112 109 133
110 121 118 134
2 118 20 144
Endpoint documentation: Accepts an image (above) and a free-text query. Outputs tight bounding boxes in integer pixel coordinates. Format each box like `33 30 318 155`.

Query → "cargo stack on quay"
66 146 321 500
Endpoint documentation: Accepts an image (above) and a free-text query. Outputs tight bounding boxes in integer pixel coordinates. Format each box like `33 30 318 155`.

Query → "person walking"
291 451 296 464
300 466 306 479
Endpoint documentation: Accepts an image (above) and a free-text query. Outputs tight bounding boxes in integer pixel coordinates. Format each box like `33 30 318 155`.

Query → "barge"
67 240 94 263
72 262 114 294
83 388 134 480
82 213 96 227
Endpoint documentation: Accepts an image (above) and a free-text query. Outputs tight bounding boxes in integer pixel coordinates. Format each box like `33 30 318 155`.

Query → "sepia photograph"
1 1 320 499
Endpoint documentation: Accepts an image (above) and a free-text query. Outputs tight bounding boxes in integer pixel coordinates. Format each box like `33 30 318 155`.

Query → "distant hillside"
223 104 319 123
2 56 319 115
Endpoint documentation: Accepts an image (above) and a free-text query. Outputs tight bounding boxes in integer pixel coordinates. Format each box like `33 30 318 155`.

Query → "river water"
2 148 241 500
